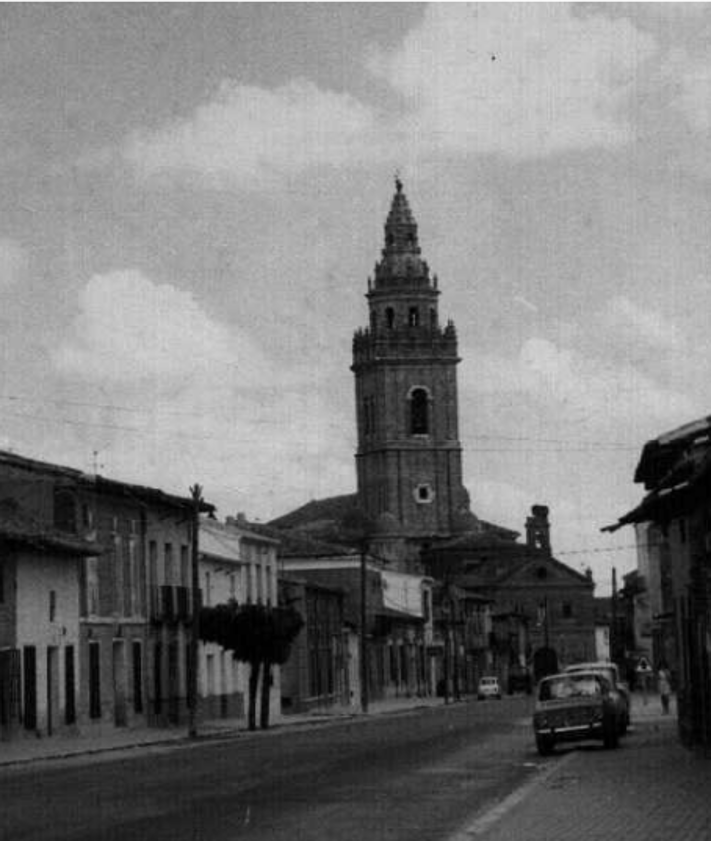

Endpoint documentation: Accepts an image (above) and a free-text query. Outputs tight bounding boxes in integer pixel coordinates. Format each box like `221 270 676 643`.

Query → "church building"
269 180 595 687
271 179 478 570
350 177 478 569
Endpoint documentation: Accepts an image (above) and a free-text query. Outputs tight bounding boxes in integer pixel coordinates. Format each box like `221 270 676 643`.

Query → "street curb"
0 699 454 770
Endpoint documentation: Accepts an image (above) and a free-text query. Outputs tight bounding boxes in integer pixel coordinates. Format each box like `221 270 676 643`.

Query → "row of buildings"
0 444 598 741
1 181 600 743
606 415 711 752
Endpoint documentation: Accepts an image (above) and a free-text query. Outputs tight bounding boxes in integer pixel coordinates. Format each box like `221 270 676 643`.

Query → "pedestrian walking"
636 657 653 705
658 665 672 714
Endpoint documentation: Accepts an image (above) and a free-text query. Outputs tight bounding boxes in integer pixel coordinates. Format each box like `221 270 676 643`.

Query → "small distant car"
564 661 630 734
477 676 502 700
533 671 623 756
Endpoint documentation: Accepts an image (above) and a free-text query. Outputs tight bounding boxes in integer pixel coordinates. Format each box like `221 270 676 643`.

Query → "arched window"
410 388 429 435
409 307 419 327
386 307 395 329
430 308 437 329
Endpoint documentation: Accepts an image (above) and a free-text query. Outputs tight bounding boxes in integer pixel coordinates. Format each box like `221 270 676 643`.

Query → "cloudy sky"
2 3 711 593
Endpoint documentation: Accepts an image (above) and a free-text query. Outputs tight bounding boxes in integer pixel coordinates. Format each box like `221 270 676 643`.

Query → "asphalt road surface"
2 696 542 841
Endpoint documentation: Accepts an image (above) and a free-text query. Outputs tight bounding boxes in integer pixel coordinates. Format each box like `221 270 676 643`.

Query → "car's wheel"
536 735 555 756
603 719 619 749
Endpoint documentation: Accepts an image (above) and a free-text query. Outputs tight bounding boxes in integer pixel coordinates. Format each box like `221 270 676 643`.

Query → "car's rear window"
569 666 615 683
539 675 602 701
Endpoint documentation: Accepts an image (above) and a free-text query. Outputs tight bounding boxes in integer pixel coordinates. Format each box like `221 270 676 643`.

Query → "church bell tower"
352 180 474 564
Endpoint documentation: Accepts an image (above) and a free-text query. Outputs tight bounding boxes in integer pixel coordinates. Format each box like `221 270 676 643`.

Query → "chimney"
526 505 551 554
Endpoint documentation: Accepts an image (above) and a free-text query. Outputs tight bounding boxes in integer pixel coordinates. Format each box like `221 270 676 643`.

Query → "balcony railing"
150 585 202 624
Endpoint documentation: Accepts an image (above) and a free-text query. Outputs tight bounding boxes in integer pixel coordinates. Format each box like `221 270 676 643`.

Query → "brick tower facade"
352 180 475 567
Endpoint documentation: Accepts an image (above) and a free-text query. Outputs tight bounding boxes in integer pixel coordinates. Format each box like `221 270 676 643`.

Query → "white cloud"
0 239 26 289
123 80 376 186
462 336 695 430
53 269 275 388
470 478 531 532
114 5 663 188
368 3 657 158
665 48 711 133
50 269 354 520
603 295 683 353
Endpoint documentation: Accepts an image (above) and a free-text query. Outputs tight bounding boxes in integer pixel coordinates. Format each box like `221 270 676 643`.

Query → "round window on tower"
414 483 435 504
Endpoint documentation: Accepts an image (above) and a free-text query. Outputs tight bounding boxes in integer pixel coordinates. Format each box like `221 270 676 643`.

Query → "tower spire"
352 182 471 567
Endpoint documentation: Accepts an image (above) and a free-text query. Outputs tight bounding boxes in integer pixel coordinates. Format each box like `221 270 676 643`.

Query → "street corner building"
0 449 215 741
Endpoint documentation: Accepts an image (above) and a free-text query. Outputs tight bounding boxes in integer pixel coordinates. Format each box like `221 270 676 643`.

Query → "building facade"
279 576 349 714
607 416 711 750
198 516 280 722
0 502 97 740
0 450 211 740
424 506 596 684
278 546 435 709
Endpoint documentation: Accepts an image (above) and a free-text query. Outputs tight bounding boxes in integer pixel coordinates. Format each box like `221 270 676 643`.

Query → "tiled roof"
634 415 711 488
0 449 214 514
244 520 356 559
267 493 359 532
606 435 711 532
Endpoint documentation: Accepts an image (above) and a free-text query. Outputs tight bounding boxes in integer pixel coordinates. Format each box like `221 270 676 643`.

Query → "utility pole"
442 591 451 705
360 542 369 714
611 566 618 666
188 483 202 739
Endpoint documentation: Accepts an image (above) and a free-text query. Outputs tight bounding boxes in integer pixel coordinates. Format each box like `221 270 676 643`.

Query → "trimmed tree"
199 600 304 730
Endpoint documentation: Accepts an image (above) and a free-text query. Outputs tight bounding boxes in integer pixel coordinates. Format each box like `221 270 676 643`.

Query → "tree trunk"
248 660 261 731
260 661 272 730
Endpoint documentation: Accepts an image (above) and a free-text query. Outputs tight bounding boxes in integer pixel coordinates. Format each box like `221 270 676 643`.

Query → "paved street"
2 693 710 841
1 696 537 841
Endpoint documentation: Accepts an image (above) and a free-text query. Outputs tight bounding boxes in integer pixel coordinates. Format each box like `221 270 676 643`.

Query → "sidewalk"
0 693 445 769
453 693 711 841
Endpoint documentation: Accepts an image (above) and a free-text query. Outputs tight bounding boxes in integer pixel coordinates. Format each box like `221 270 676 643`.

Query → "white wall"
16 550 80 733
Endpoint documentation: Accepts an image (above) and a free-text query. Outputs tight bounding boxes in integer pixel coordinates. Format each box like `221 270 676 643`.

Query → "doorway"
46 647 59 735
112 640 127 726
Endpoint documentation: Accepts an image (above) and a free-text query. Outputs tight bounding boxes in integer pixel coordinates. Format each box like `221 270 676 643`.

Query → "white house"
0 502 97 740
198 516 280 722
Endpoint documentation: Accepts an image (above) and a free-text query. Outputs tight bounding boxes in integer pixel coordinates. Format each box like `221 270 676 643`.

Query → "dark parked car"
564 661 630 734
533 671 624 756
